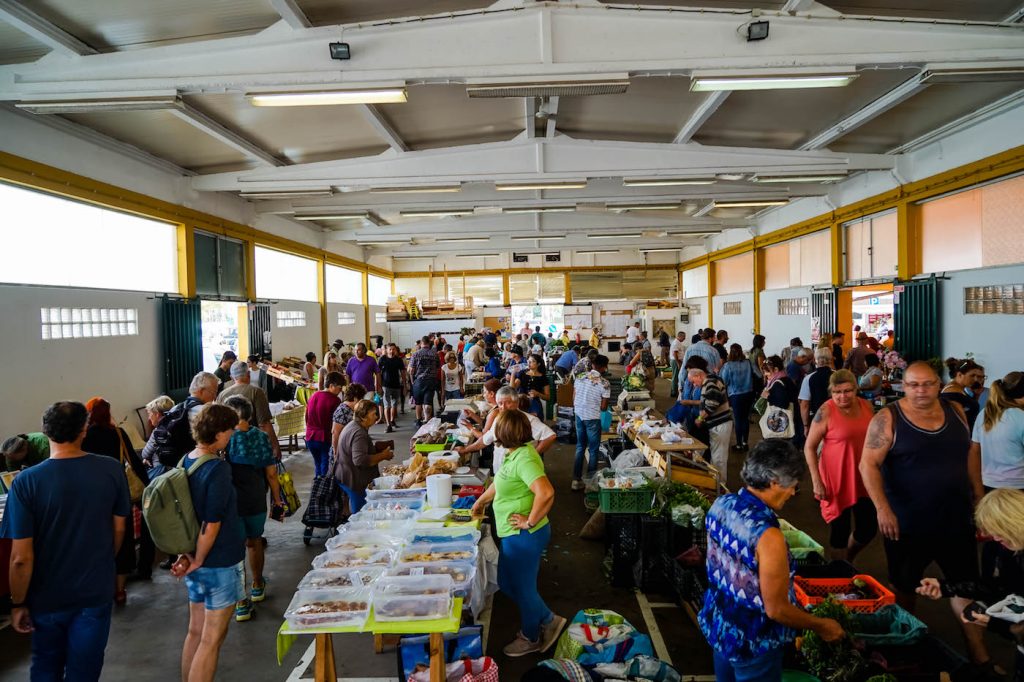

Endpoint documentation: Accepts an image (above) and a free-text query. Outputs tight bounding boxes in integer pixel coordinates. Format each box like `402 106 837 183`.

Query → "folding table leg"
428 631 445 682
314 633 337 682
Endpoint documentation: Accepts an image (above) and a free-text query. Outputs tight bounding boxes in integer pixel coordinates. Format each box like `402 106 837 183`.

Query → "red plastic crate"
794 574 895 613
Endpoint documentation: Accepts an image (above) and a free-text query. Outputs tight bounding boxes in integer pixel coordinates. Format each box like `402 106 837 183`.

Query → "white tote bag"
759 404 795 440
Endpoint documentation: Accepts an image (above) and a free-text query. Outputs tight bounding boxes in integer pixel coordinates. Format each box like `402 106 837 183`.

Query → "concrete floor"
0 370 1013 680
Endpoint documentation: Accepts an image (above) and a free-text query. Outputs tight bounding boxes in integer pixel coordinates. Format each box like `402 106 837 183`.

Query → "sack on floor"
141 453 217 555
624 655 681 682
526 659 593 681
579 509 605 540
277 461 302 516
759 404 795 439
554 609 653 665
612 449 645 470
399 626 483 680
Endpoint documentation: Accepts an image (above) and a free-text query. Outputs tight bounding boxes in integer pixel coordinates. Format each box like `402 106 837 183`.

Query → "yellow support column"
752 248 765 334
362 270 371 346
564 272 572 304
502 274 511 307
176 224 196 298
317 259 328 355
244 240 257 301
896 201 922 281
830 221 843 287
707 263 716 328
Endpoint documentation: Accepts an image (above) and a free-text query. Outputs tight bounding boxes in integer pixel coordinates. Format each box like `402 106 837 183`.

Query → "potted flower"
878 349 907 383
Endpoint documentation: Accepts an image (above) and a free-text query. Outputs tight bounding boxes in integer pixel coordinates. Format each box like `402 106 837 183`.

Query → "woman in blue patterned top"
699 440 844 681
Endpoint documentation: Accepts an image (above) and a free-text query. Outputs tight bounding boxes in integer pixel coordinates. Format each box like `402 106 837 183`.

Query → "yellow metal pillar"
564 272 572 304
176 224 196 298
830 221 843 287
317 259 328 354
896 201 921 281
707 263 716 328
502 274 511 307
752 247 765 334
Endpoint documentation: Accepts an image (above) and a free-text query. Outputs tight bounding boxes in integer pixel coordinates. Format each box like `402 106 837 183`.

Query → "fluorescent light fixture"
504 206 575 214
392 254 432 260
754 174 846 183
577 249 618 255
609 203 681 211
240 189 334 199
639 247 682 253
691 75 856 92
455 253 500 258
358 241 409 246
587 232 643 239
623 178 716 187
667 231 717 237
495 181 587 191
294 212 367 221
467 80 629 98
692 202 716 218
920 67 1024 85
436 237 490 243
716 173 746 181
510 234 566 241
370 185 461 194
248 88 408 107
15 95 180 114
714 200 789 208
400 209 474 218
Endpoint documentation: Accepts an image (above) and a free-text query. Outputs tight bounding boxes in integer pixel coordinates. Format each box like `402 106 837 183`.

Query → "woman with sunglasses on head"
943 357 986 431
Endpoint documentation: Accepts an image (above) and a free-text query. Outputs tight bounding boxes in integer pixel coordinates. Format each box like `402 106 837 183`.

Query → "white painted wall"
271 300 322 360
0 284 162 437
368 305 388 344
712 292 756 345
939 264 1024 384
760 287 814 356
680 297 709 340
326 303 366 350
387 319 476 352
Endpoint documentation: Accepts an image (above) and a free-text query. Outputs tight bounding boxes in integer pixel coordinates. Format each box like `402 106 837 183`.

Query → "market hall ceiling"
0 0 1022 256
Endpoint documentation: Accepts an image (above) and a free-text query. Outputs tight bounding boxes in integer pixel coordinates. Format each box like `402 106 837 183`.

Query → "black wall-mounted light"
329 42 351 60
746 20 769 41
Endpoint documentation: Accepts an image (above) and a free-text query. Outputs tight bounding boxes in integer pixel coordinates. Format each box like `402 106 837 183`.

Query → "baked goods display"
373 575 453 622
284 588 372 629
325 531 402 552
298 568 384 589
399 542 477 565
311 548 396 570
386 561 476 595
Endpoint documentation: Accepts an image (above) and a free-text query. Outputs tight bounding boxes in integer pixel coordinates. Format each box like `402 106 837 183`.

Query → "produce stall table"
277 598 464 682
618 409 718 489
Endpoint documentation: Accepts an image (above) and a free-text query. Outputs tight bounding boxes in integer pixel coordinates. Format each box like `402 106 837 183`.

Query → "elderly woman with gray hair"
700 440 844 681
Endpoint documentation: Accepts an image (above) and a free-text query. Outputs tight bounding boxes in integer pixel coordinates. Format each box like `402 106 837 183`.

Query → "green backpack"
141 454 218 555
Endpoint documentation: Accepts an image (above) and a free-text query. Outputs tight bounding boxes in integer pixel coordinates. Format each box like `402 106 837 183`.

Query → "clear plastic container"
362 498 425 512
325 531 403 552
372 475 400 490
407 527 481 545
373 575 453 622
366 488 428 503
297 567 384 590
311 547 396 571
386 560 476 596
284 587 371 629
338 519 415 537
349 508 419 524
399 542 477 565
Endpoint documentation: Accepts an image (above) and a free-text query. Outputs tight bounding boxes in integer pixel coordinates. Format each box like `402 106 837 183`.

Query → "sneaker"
159 558 174 570
571 479 584 492
502 632 541 657
539 614 567 652
235 599 253 622
250 579 267 603
386 424 394 433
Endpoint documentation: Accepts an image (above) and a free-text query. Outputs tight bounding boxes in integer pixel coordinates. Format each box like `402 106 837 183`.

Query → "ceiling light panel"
609 203 682 211
294 213 367 220
587 232 643 239
435 237 490 243
467 80 629 97
495 181 587 191
714 200 789 208
509 235 566 241
369 185 462 193
622 178 716 187
639 247 682 253
240 190 334 199
15 95 180 114
691 75 856 91
753 175 846 183
504 206 576 214
455 253 500 258
400 209 475 218
248 88 408 106
577 249 618 255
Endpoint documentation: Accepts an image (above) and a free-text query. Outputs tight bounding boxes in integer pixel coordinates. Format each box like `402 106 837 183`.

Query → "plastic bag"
413 418 442 439
624 655 681 682
850 605 928 646
670 504 705 530
612 449 646 471
986 594 1024 623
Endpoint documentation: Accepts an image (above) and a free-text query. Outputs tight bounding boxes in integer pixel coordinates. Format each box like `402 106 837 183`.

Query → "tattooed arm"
859 408 899 540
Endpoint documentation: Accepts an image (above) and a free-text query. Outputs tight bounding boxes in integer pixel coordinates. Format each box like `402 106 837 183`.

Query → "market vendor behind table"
699 439 843 681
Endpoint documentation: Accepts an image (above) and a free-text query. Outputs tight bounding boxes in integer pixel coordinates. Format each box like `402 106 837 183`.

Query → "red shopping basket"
794 574 895 613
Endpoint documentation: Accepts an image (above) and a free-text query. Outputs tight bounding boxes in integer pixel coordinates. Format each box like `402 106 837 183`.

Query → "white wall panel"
759 287 813 356
680 297 708 341
272 300 321 360
0 284 161 438
712 292 755 344
326 303 366 350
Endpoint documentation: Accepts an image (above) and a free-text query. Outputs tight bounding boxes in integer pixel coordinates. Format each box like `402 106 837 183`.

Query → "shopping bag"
399 627 483 680
752 395 769 418
624 655 682 682
277 462 301 516
665 402 687 425
406 656 496 682
759 404 795 439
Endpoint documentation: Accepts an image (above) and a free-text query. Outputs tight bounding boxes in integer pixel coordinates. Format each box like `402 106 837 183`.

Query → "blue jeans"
339 483 367 514
30 603 113 682
445 389 463 399
306 440 331 478
729 392 755 446
573 417 602 479
498 524 553 641
712 648 783 682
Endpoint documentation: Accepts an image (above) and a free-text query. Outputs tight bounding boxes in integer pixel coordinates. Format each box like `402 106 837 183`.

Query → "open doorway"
201 300 245 372
838 283 895 348
512 304 565 341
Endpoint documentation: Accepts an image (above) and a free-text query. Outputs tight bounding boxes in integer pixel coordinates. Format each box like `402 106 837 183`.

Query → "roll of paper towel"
426 474 453 509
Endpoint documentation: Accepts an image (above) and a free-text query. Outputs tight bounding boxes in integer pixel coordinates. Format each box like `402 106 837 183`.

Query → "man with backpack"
218 361 281 460
141 372 219 478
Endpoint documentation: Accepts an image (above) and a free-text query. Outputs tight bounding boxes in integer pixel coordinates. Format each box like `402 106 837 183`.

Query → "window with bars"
777 297 810 316
686 303 702 314
722 301 742 315
276 310 306 328
337 311 357 325
375 312 387 323
41 307 138 340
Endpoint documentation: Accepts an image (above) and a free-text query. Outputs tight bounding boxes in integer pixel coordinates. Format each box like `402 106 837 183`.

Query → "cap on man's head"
230 360 249 379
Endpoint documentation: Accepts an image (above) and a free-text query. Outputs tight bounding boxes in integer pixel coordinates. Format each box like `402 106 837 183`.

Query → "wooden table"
278 597 464 682
619 409 722 491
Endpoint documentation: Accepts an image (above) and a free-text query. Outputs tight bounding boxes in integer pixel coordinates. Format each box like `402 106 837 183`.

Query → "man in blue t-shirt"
553 346 580 379
0 401 130 682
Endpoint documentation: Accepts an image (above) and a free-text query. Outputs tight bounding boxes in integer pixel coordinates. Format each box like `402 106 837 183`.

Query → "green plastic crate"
413 437 455 453
598 487 654 514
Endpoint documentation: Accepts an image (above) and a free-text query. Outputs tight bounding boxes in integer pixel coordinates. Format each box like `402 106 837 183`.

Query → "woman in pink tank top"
804 369 878 562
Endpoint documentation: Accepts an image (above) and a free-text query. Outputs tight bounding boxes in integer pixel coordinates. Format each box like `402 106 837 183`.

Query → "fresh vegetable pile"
646 479 712 518
797 596 867 682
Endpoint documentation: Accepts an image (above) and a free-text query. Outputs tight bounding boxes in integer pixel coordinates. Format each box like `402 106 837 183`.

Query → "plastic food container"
338 519 415 537
366 488 428 503
325 531 403 552
400 542 477 565
349 508 419 524
372 475 400 490
427 451 460 468
362 498 425 512
373 575 453 622
284 587 371 629
407 527 481 545
297 567 385 590
386 561 476 596
311 547 396 571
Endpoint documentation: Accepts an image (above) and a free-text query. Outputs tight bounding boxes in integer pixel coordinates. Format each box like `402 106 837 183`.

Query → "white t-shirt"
669 339 686 361
482 412 556 473
625 326 640 344
442 364 464 392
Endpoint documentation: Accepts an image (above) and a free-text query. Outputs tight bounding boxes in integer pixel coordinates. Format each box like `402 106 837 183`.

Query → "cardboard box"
557 383 574 408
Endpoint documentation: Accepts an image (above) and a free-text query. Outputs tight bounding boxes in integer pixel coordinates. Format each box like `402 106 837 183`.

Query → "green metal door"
161 297 203 401
893 276 939 363
811 288 838 337
248 303 272 360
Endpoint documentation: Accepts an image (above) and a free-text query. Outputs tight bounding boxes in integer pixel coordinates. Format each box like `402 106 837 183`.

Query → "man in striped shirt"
684 328 722 373
408 337 441 427
571 355 611 491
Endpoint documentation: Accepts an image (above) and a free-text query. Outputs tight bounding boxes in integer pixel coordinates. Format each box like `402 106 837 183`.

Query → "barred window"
41 307 138 340
777 297 810 316
276 310 306 328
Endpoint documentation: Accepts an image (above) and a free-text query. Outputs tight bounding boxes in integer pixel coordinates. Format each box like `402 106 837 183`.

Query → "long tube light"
15 95 181 114
455 253 499 258
714 200 789 208
495 181 587 191
240 189 334 199
435 237 490 243
248 89 408 106
392 254 432 260
609 203 681 211
359 241 409 246
623 178 716 187
504 206 575 214
754 174 846 183
639 247 682 253
691 75 856 92
577 249 618 255
400 209 474 218
510 234 566 241
370 185 461 194
294 212 367 220
587 232 643 239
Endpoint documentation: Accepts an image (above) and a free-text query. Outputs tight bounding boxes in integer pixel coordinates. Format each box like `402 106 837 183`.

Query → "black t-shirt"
214 366 231 390
713 343 728 361
379 356 406 389
184 455 245 567
518 372 548 395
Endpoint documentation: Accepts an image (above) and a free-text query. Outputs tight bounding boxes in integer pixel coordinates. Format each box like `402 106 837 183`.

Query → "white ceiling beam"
169 102 285 167
524 97 536 139
1 5 1021 99
191 136 891 192
269 0 312 29
798 73 929 150
781 0 841 15
545 96 559 138
673 91 729 144
358 104 407 153
1005 4 1024 23
0 0 96 57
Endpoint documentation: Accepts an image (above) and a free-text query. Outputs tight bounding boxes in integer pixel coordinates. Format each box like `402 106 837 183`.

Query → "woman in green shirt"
472 409 563 657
